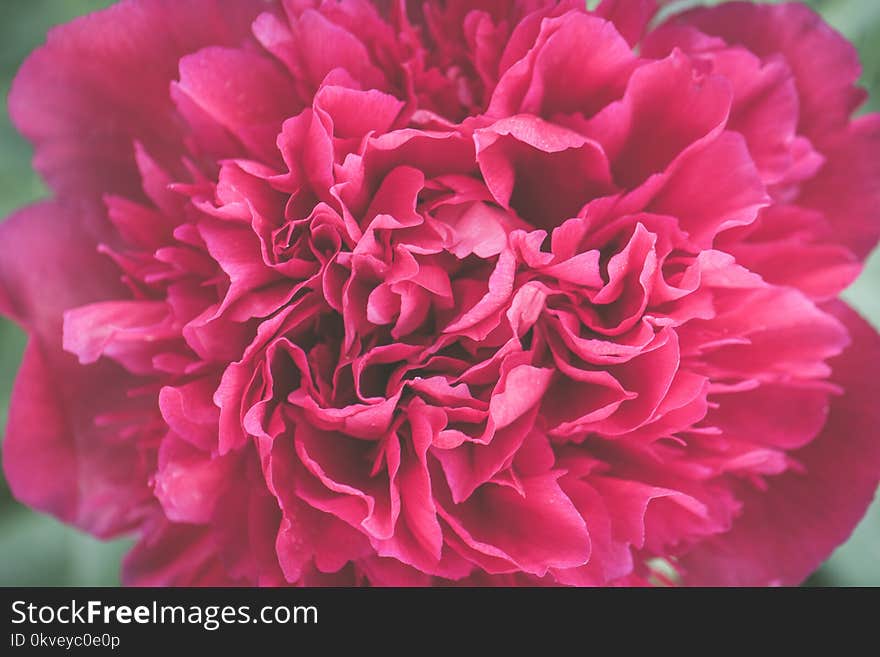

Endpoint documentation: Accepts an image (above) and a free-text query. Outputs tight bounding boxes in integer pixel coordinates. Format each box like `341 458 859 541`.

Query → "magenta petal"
8 0 265 200
800 115 880 260
438 472 591 575
158 377 221 452
1 202 158 536
289 8 388 91
0 202 123 328
267 432 372 582
63 300 177 375
123 518 242 586
315 85 404 139
475 114 614 229
679 302 880 586
515 11 637 117
294 423 399 541
154 435 235 524
649 131 768 247
3 340 156 537
581 50 732 188
595 0 659 46
175 46 300 163
670 1 866 140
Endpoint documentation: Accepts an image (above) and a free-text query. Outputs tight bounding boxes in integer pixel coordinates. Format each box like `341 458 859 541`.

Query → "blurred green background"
0 0 877 586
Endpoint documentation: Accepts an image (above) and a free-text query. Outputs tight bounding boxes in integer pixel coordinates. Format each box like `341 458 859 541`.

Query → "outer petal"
594 0 659 46
668 1 866 139
679 302 880 586
123 518 243 586
799 115 880 260
663 2 880 260
0 202 155 536
8 0 265 200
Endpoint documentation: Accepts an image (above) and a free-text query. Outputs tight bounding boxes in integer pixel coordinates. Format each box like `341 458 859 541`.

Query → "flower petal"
8 0 265 200
679 302 880 586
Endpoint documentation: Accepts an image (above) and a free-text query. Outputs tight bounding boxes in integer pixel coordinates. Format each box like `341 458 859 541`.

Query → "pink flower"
2 0 879 586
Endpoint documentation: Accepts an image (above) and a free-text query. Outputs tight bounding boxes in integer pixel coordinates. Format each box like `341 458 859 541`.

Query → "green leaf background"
0 0 877 586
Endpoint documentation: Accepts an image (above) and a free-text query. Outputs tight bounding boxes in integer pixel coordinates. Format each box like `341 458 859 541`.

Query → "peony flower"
2 0 879 586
